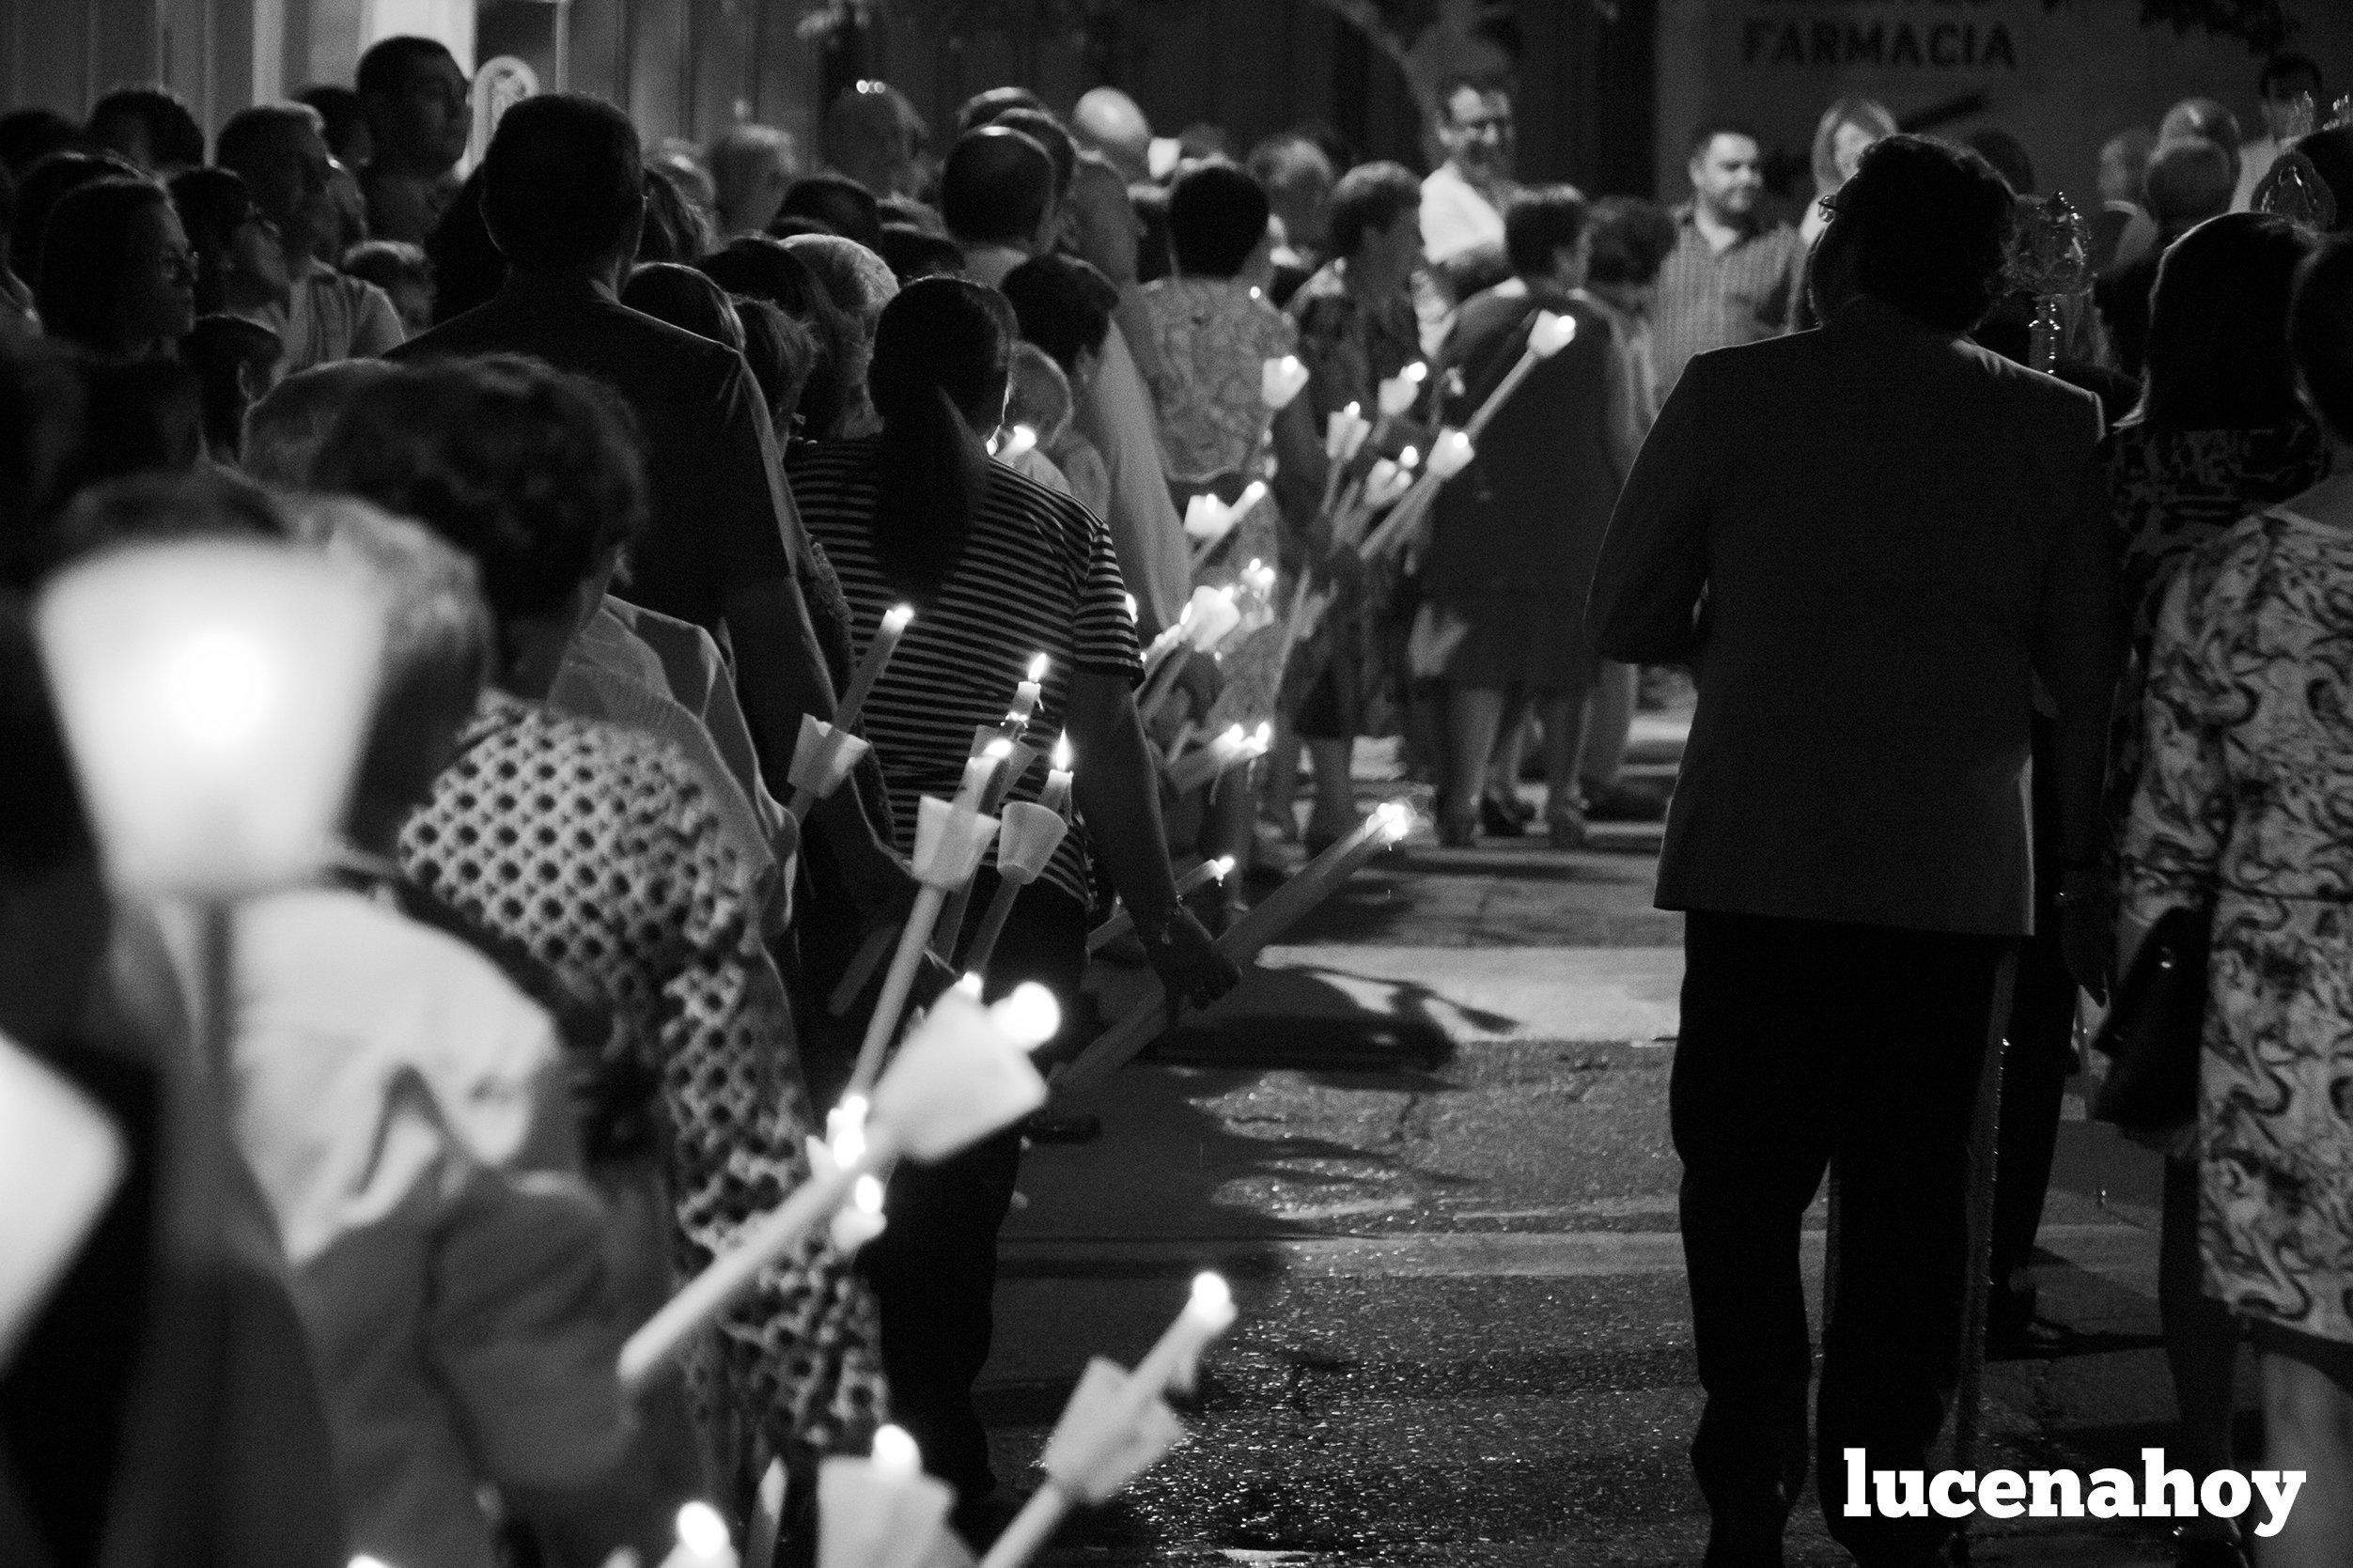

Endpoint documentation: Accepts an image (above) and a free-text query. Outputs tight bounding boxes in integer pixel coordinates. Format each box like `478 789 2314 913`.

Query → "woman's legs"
1305 737 1358 842
2161 1155 2241 1544
1441 684 1507 845
1539 687 1593 846
2256 1347 2353 1566
1577 660 1639 800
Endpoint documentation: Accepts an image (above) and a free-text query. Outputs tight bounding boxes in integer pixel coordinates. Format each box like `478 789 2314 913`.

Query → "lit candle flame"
1191 1271 1232 1313
1027 652 1051 682
991 981 1063 1048
676 1500 730 1558
882 603 914 633
871 1423 921 1475
1053 733 1072 770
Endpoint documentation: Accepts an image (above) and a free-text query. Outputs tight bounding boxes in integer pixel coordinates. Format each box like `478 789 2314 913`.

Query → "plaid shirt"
1650 204 1807 395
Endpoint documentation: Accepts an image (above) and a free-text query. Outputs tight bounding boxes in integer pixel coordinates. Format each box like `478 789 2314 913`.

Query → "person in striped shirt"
789 275 1237 1542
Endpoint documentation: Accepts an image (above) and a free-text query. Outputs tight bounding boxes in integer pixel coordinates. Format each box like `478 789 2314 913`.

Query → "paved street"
983 729 2225 1567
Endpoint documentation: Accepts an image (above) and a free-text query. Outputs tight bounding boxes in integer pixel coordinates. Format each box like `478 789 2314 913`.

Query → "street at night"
992 728 2200 1566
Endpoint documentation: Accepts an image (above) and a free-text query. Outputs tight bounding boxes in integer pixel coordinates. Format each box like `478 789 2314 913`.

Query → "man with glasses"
356 37 472 244
1421 78 1519 266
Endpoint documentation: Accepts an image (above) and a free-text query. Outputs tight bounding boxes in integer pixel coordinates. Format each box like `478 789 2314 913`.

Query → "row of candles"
28 317 1513 1568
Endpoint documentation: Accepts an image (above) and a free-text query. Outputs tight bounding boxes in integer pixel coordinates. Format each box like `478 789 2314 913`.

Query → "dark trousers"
857 876 1086 1508
1674 911 2007 1566
1990 919 2075 1298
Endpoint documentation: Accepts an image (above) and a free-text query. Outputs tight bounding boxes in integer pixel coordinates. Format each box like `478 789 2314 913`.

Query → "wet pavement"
982 731 2210 1567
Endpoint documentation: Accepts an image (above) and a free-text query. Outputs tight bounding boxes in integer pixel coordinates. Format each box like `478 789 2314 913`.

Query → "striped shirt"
787 437 1142 906
1649 204 1807 395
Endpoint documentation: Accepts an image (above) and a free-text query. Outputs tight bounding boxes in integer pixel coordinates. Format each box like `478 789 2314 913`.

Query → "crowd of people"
4 25 2353 1568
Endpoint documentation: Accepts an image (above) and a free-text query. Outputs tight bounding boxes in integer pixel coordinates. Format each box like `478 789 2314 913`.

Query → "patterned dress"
1138 276 1301 731
2102 423 2333 843
1286 260 1426 737
2120 505 2353 1346
399 691 885 1493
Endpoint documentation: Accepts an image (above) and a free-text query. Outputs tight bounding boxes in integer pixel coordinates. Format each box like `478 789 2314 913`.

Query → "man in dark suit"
1590 136 2118 1568
394 94 912 920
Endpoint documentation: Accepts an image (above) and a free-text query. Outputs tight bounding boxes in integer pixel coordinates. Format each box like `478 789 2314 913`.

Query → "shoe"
1582 780 1668 822
1478 789 1527 836
1546 807 1587 850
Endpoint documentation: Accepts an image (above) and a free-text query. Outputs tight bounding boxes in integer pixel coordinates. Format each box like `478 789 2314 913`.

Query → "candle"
1323 401 1369 461
1528 309 1578 358
629 986 1049 1390
1377 361 1427 418
961 801 1072 978
872 1423 921 1479
982 1358 1188 1568
1059 803 1414 1091
1041 735 1073 817
951 742 1009 813
1260 353 1309 410
1131 1272 1239 1396
838 603 913 736
1182 491 1227 541
1087 857 1235 952
1164 726 1248 795
818 1425 957 1568
1462 314 1578 445
1426 427 1475 479
849 773 1007 1094
660 1502 739 1568
1005 653 1050 735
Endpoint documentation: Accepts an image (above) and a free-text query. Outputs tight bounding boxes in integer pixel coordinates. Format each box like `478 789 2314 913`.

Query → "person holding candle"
1276 162 1428 850
1138 162 1312 924
787 276 1238 1543
1416 187 1634 849
0 533 351 1567
224 498 685 1568
313 355 888 1523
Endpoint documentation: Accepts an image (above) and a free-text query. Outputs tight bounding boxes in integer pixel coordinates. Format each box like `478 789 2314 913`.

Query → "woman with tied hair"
311 353 886 1517
2119 233 2353 1568
787 275 1237 1542
36 178 195 363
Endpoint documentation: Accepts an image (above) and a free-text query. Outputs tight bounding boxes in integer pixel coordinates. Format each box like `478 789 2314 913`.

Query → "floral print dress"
1138 276 1299 730
2121 506 2353 1346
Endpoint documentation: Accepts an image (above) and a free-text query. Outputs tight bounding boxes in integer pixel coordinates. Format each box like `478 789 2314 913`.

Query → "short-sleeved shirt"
787 438 1142 906
1649 205 1806 395
1137 277 1298 486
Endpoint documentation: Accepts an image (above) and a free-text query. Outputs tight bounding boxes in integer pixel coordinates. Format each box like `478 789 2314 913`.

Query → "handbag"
2089 903 2213 1130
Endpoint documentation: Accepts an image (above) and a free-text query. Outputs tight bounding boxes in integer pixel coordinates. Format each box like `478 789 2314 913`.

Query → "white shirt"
1421 161 1505 263
229 887 627 1568
251 265 406 378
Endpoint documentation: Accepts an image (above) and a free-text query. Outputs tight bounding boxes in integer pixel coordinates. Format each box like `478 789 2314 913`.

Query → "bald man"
1073 87 1154 185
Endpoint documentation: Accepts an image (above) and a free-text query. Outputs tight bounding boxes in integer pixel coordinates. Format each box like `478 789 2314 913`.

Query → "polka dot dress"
400 691 885 1491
